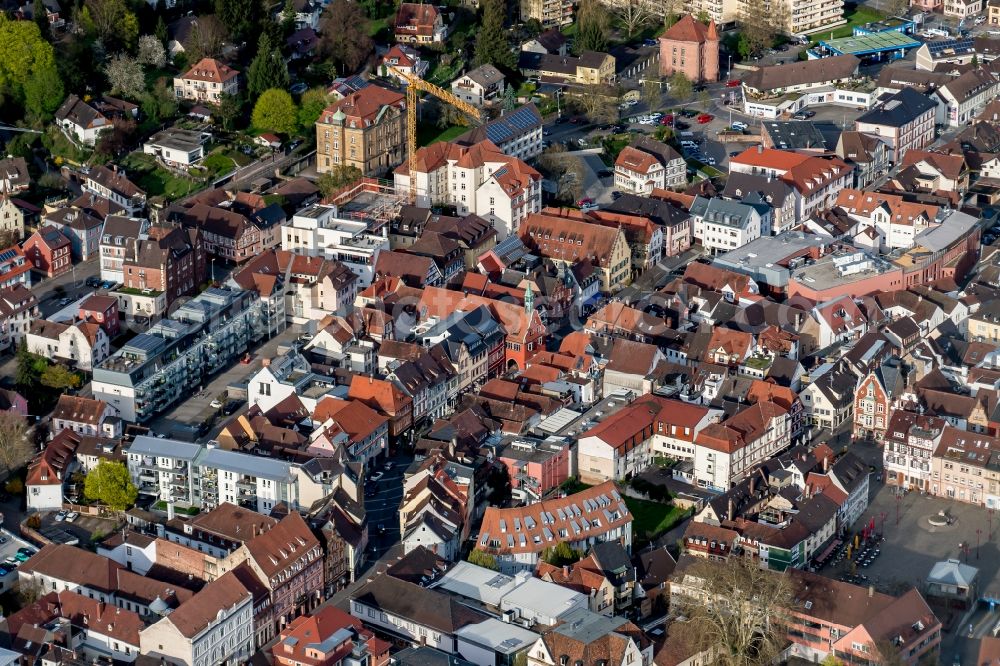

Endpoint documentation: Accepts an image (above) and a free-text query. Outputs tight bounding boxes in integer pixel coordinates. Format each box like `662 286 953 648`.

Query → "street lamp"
555 90 563 118
896 492 902 526
978 528 983 559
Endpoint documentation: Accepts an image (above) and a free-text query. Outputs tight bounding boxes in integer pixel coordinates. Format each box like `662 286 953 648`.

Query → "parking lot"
33 509 120 546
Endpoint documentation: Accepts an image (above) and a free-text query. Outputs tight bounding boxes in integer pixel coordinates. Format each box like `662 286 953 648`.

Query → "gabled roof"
742 54 859 92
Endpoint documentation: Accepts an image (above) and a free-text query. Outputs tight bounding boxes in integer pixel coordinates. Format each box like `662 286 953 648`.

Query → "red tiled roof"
477 481 630 556
181 57 239 83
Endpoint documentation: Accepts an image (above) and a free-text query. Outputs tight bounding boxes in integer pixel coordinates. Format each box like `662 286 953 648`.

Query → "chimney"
823 454 829 473
727 497 735 521
563 564 570 577
749 476 756 494
757 144 763 154
868 585 875 598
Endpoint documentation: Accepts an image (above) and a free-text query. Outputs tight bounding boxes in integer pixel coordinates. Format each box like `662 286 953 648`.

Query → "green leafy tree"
298 87 330 131
155 15 168 47
215 0 261 42
280 0 295 36
85 0 138 51
32 0 50 41
140 79 179 123
247 33 290 100
84 460 138 511
576 0 610 54
0 16 64 121
697 9 711 23
474 0 514 69
503 85 517 112
737 32 752 59
40 364 81 390
542 542 582 566
669 71 693 102
216 92 243 130
252 88 298 135
316 165 363 197
15 340 39 387
468 550 499 570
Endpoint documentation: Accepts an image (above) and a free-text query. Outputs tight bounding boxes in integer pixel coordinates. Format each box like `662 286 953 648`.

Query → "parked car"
581 203 599 212
726 80 741 87
577 137 589 146
577 197 594 207
370 471 384 482
54 510 67 522
384 461 394 470
210 399 223 409
611 191 623 200
643 38 658 47
697 114 713 124
65 511 79 523
674 121 690 130
85 276 100 287
730 150 742 157
731 121 747 131
290 82 308 94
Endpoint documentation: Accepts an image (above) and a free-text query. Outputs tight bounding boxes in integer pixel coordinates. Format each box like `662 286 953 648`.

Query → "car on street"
793 110 816 119
57 298 72 307
704 157 717 165
726 80 741 87
385 461 394 470
85 276 100 287
210 399 223 409
370 471 384 482
697 114 713 124
54 510 67 522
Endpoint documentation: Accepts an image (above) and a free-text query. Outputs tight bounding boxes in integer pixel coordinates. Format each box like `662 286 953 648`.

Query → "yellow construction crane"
401 73 484 202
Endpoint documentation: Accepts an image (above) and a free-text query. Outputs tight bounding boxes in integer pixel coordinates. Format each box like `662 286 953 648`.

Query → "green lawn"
811 3 884 43
121 152 200 200
625 496 689 542
367 17 389 38
428 56 466 86
417 124 469 146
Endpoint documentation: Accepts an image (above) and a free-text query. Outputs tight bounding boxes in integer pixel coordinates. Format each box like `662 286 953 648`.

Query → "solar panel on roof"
0 250 16 263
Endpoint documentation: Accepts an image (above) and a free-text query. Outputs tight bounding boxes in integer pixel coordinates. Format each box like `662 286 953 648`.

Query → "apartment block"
92 287 272 422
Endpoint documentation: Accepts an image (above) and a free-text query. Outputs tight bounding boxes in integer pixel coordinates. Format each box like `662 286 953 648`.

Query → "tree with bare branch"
671 557 792 666
183 15 227 63
0 412 31 475
610 0 653 37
